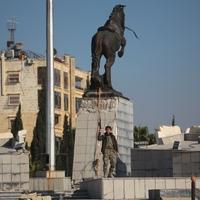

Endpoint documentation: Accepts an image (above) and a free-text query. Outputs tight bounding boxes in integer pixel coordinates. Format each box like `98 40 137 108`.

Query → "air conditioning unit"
5 50 14 59
26 58 34 65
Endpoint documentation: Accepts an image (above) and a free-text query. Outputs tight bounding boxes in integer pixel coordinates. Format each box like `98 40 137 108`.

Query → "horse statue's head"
108 4 125 31
99 4 126 36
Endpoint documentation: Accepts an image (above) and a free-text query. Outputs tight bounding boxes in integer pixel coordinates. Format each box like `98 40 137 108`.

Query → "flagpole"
46 0 55 171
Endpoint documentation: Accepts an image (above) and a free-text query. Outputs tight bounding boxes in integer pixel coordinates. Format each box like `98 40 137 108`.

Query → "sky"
0 0 200 132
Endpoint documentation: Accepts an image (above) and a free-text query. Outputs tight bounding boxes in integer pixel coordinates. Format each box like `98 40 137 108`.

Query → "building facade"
0 50 90 144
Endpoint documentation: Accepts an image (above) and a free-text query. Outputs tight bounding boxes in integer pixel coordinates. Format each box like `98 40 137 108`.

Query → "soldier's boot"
108 167 115 178
104 169 109 178
103 164 109 178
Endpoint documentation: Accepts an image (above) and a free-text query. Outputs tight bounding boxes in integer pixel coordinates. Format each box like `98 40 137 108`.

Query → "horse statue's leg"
91 54 101 79
103 55 115 89
90 34 102 89
118 36 126 58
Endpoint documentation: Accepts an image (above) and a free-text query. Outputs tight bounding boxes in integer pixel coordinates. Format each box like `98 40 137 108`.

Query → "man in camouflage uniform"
98 126 118 178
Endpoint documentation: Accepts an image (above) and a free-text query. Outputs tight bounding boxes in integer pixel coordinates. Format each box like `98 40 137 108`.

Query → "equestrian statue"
89 4 126 96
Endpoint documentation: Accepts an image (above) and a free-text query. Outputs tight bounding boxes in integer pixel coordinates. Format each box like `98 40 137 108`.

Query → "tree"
148 133 156 145
57 115 75 176
11 104 23 139
30 84 46 172
134 126 156 146
134 126 149 142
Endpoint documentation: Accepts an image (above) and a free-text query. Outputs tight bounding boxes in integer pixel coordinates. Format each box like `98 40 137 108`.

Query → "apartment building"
0 47 90 144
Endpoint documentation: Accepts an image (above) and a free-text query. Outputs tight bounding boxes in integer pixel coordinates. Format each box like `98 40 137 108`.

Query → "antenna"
172 114 175 126
7 17 18 48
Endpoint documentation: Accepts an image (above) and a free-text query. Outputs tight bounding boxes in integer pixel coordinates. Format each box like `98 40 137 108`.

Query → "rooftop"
140 140 200 151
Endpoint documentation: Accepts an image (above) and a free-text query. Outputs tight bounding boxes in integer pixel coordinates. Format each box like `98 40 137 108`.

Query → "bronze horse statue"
90 4 126 93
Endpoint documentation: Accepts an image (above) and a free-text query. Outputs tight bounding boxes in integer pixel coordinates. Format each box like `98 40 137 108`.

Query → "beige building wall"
0 52 90 144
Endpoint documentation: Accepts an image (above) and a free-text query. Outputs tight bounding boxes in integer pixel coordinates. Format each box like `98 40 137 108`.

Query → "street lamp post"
46 0 55 171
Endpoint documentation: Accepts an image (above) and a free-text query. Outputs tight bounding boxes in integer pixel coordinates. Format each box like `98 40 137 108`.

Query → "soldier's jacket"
98 132 118 154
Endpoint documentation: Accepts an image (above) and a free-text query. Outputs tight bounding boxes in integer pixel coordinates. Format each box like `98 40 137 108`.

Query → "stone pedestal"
72 96 133 182
31 171 71 192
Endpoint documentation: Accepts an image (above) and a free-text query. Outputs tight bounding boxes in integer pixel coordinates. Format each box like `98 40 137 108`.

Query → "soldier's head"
105 126 112 134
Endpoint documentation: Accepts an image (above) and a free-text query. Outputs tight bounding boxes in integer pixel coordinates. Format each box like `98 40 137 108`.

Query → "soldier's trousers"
103 149 117 177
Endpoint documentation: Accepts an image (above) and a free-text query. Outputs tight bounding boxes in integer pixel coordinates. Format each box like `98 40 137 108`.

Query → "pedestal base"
30 171 71 192
72 96 133 182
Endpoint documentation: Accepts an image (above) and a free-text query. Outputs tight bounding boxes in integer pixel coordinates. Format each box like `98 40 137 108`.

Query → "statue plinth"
84 89 129 100
72 95 133 182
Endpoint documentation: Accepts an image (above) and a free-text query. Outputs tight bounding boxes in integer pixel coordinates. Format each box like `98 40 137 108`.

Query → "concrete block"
12 174 20 182
3 174 11 183
73 162 85 171
124 179 135 199
11 155 20 164
21 182 29 191
86 145 95 154
3 183 12 190
3 155 11 164
185 178 191 189
20 163 29 173
63 177 72 191
196 179 200 188
19 154 29 163
113 179 124 199
77 113 89 121
145 178 156 197
37 179 45 191
36 170 65 178
12 164 20 173
155 178 165 189
165 178 176 189
76 136 87 145
75 145 86 154
20 173 29 182
88 121 98 129
12 183 20 190
135 179 145 199
103 179 114 199
3 164 11 173
175 178 186 189
53 178 62 192
76 120 88 129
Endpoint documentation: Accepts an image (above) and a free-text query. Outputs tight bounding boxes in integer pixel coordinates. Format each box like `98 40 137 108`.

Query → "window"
37 67 46 85
55 113 60 125
8 94 20 106
75 97 82 113
64 94 68 111
54 69 60 87
8 117 15 129
63 72 68 89
54 91 61 109
7 73 19 84
75 76 83 90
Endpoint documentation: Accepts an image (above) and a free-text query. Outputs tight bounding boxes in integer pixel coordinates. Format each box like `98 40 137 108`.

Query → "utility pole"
46 0 55 171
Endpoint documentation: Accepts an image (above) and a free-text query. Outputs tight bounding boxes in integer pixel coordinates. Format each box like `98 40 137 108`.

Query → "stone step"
71 189 89 199
0 192 21 200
